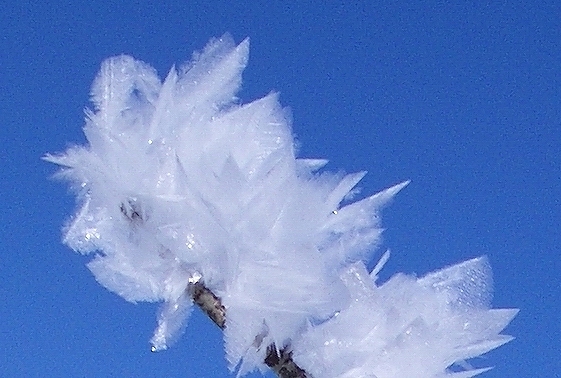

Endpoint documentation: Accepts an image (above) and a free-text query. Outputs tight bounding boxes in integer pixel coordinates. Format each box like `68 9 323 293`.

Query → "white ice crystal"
45 34 516 377
292 257 518 378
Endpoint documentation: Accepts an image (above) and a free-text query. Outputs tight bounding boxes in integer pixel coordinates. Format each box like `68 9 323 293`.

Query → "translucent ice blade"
151 292 193 352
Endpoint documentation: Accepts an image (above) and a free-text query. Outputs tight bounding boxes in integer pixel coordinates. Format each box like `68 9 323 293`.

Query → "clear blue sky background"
1 1 559 377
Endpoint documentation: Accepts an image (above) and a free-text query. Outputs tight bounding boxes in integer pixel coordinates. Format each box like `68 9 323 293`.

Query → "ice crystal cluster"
45 35 516 377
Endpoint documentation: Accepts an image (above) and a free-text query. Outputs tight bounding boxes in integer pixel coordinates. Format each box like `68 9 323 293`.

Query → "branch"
188 281 226 329
264 345 310 378
120 203 312 377
187 282 312 378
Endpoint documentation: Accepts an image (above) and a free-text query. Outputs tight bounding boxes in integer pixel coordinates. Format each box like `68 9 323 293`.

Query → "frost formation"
45 35 516 377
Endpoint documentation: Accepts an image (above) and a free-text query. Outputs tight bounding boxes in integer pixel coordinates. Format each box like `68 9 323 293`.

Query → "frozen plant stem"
122 199 310 377
46 36 516 377
264 345 310 378
126 203 310 377
188 281 226 329
187 281 311 378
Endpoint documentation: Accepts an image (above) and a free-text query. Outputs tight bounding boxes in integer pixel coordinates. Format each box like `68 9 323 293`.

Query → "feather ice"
45 34 516 377
292 256 518 378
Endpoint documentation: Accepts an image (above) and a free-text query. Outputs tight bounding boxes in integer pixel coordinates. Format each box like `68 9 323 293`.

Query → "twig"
186 282 312 378
188 281 226 329
120 203 311 377
264 345 310 378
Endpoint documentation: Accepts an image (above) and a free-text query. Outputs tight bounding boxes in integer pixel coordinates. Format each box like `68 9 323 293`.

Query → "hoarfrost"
45 34 516 377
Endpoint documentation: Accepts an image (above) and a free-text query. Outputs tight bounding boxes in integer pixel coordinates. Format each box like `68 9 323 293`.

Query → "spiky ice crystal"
45 34 516 377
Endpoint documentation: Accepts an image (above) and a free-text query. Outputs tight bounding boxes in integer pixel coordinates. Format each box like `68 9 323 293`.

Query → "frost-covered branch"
45 34 517 378
188 280 310 378
264 346 309 378
124 197 309 376
188 281 227 329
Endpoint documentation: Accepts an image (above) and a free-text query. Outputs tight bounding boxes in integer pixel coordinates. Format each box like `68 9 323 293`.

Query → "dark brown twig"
119 202 311 377
186 281 312 378
264 345 310 378
188 281 226 329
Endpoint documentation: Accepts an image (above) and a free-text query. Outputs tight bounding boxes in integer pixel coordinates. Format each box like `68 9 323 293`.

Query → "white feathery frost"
292 256 518 378
45 34 516 377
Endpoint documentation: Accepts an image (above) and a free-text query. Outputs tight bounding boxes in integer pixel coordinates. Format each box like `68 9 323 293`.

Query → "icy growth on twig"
151 291 193 352
45 34 516 377
293 257 518 378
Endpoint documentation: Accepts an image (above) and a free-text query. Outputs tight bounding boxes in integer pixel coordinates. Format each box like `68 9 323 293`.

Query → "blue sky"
1 1 559 377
